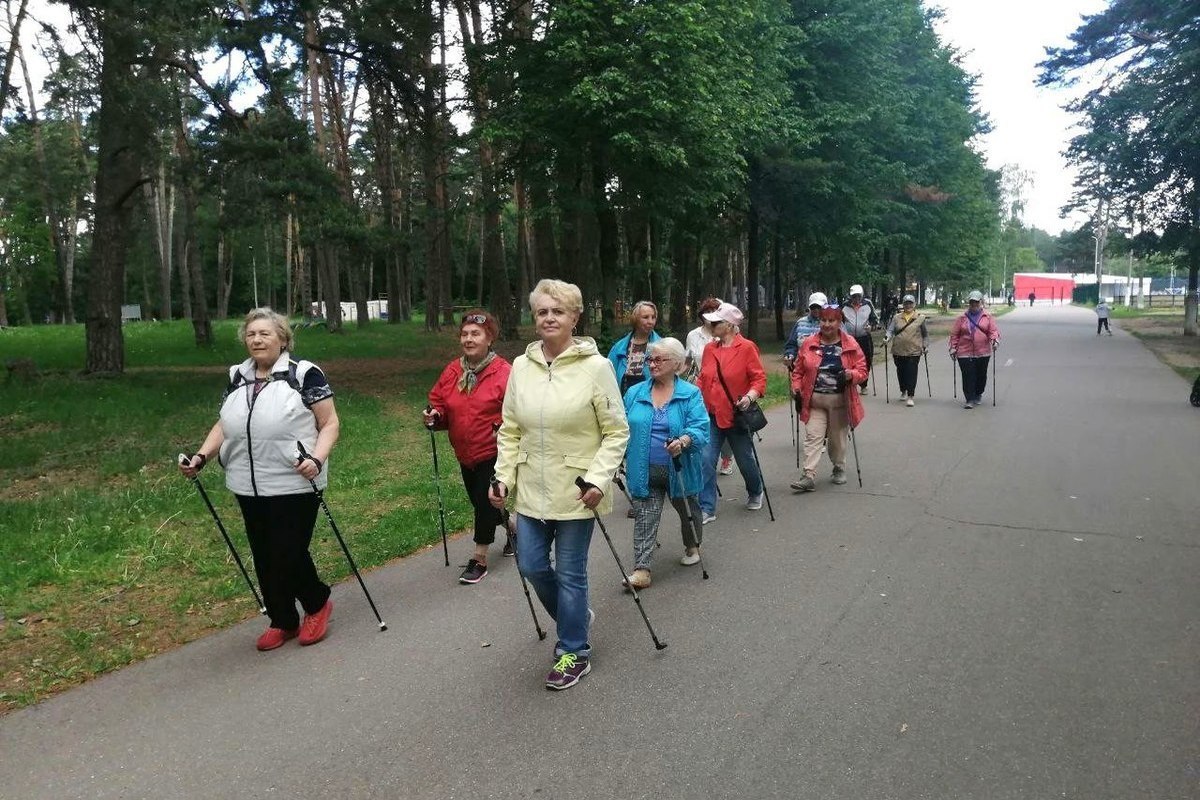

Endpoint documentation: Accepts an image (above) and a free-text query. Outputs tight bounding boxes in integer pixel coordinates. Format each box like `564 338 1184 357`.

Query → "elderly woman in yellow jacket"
490 279 629 691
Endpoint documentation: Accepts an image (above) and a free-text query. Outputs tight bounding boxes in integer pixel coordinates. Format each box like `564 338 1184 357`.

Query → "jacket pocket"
562 454 592 475
515 450 530 465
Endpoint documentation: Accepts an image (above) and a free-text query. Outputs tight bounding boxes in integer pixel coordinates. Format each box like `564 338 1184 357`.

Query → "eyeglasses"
463 314 488 324
645 356 674 365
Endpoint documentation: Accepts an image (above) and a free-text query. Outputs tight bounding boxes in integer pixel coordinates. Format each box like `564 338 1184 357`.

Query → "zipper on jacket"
245 379 262 497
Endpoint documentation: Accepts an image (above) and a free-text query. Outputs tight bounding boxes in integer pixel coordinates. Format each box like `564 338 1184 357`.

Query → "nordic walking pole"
924 349 932 397
992 343 998 407
848 426 863 488
574 477 667 650
178 454 266 615
883 340 890 403
744 434 775 522
490 480 546 640
424 407 450 566
869 355 876 397
951 355 958 399
793 395 801 469
667 443 708 580
296 442 387 631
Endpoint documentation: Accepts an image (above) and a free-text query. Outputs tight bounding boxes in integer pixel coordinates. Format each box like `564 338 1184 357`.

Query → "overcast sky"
931 0 1109 235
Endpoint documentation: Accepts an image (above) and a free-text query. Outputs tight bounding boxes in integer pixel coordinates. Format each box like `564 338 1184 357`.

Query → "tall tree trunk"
305 12 343 332
174 104 210 345
86 15 151 375
773 226 784 341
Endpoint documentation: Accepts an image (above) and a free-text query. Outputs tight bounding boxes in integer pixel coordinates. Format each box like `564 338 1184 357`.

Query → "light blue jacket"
608 330 662 385
622 377 709 499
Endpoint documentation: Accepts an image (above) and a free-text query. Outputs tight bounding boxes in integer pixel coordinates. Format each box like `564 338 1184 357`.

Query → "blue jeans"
514 514 594 658
699 420 764 516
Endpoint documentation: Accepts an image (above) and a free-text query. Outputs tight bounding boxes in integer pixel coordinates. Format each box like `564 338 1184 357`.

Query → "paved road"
3 304 1198 800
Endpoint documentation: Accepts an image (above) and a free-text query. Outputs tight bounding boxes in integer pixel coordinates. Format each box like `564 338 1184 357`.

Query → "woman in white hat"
884 294 928 406
841 284 877 395
949 290 1000 408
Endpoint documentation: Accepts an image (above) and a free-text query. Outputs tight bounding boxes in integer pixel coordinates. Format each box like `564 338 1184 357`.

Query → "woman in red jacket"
696 302 768 522
789 304 868 492
424 310 512 584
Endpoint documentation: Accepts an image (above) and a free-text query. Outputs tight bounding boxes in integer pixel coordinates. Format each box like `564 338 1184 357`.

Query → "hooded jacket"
949 310 1000 358
622 376 710 499
790 332 868 429
218 352 332 496
427 355 512 468
495 337 629 520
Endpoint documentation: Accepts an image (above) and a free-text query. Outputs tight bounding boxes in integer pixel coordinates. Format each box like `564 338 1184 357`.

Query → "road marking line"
1004 358 1014 367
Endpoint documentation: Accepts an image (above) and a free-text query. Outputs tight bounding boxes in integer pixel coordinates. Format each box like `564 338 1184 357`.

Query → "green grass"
0 318 476 710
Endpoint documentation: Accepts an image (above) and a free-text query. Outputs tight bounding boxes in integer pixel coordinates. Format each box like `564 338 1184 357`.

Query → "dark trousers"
237 493 329 630
460 456 503 545
854 334 874 388
893 355 920 396
958 356 990 402
1097 318 1110 334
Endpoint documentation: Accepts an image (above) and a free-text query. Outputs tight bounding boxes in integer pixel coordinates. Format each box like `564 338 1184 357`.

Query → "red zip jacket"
949 311 1000 358
698 335 767 430
427 356 511 468
790 331 868 429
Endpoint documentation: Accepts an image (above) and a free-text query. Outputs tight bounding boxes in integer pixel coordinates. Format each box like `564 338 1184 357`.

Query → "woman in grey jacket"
179 308 341 652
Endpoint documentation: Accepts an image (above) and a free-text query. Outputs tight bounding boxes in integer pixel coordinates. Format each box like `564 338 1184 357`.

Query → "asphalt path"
3 304 1198 800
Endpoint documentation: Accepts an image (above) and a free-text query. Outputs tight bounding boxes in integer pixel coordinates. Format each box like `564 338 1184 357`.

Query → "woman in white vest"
179 308 341 652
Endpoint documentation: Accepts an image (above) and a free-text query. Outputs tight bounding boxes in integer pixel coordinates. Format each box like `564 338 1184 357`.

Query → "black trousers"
1097 317 1110 334
237 493 329 630
854 334 874 388
893 355 920 396
958 356 991 401
460 456 503 545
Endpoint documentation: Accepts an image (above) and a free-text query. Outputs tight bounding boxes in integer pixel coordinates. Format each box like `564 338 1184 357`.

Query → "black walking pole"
848 426 863 488
992 344 998 407
574 477 667 650
296 443 387 631
744 433 775 522
794 395 801 469
666 443 708 580
869 355 877 397
178 454 266 615
924 349 932 397
883 341 890 403
490 480 546 640
951 355 958 399
424 407 450 566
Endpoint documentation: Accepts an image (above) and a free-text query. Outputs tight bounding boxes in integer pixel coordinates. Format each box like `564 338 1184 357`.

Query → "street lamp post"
250 245 259 308
1092 234 1101 304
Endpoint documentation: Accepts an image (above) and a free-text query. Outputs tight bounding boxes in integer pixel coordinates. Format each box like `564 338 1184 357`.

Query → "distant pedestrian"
424 309 513 585
1028 291 1036 307
790 304 868 492
841 284 877 395
949 290 1000 409
1095 300 1112 335
884 294 928 407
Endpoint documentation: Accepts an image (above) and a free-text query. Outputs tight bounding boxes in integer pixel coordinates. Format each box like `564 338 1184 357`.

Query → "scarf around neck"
457 351 496 393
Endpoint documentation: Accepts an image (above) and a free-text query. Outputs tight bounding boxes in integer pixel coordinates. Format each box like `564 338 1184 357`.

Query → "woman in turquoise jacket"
608 301 662 395
621 337 710 589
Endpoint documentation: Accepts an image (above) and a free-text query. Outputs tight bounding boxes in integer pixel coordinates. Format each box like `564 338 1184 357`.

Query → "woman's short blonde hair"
529 279 584 316
649 337 686 368
239 307 293 351
626 300 658 327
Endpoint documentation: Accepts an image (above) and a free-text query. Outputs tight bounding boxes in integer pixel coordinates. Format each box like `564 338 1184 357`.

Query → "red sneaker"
299 600 333 646
256 626 298 651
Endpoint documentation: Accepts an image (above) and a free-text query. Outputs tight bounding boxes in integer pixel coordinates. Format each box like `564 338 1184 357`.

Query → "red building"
1013 273 1075 304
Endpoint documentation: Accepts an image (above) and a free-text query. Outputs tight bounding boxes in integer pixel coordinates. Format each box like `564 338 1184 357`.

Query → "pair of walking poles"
882 343 934 403
178 443 387 632
950 349 997 406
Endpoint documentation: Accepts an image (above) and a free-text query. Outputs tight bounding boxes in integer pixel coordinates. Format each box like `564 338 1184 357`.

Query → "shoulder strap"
712 350 739 407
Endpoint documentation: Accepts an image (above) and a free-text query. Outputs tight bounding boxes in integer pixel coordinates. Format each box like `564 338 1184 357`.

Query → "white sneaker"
718 456 734 475
702 512 717 525
905 396 914 407
745 493 764 511
680 548 701 566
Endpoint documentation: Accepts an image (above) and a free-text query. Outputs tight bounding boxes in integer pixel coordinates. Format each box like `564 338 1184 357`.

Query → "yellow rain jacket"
495 337 629 520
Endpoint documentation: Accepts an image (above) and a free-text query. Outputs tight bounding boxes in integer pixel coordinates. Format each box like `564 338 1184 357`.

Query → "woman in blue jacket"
608 301 662 395
621 337 710 589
